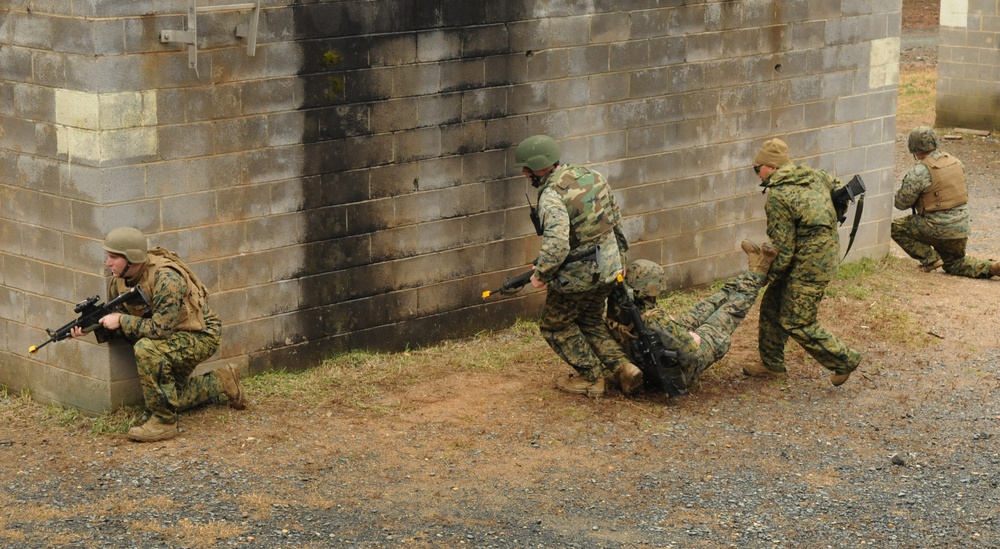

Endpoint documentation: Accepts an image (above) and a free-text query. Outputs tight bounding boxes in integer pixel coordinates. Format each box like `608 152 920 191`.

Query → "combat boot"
127 417 179 442
921 259 944 272
556 374 605 398
831 361 860 387
740 239 761 256
616 362 643 396
749 243 778 274
991 261 1000 278
214 364 247 410
742 362 786 378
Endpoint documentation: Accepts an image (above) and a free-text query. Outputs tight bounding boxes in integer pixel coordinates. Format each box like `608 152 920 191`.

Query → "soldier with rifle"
607 241 777 390
511 135 642 398
67 227 247 442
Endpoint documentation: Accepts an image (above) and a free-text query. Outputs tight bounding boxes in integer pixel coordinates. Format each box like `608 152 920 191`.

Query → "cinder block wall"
0 1 899 413
936 0 1000 130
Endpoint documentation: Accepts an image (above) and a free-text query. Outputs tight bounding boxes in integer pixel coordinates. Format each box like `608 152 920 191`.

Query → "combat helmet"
514 135 561 172
102 227 148 263
907 126 938 155
625 259 663 300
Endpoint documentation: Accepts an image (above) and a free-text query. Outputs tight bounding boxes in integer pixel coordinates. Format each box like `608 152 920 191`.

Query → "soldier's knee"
132 338 160 362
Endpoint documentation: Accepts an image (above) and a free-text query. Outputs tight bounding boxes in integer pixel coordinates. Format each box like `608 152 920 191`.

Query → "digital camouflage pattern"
540 285 631 382
759 162 861 374
611 271 767 384
626 259 662 299
115 268 228 423
534 163 626 293
532 160 631 382
893 150 994 277
907 125 938 154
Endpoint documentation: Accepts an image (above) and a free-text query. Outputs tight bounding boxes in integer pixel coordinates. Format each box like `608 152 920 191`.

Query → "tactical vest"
109 247 209 332
543 164 617 248
918 152 967 214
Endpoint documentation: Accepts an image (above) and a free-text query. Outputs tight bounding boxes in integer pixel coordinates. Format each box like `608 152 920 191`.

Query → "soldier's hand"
530 273 546 289
100 313 122 331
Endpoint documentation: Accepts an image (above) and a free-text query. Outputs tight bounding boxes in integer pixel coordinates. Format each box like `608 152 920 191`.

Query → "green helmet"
514 135 561 172
102 227 148 263
907 126 938 154
625 259 663 299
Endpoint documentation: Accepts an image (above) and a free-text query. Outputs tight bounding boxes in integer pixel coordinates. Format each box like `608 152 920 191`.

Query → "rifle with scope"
28 286 150 354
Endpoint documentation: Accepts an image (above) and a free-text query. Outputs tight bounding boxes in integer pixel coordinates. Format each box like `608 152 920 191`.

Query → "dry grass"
897 65 937 129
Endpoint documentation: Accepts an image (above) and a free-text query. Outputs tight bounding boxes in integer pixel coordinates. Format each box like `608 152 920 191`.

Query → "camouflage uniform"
535 164 632 382
611 271 767 384
892 150 994 278
759 162 862 374
112 262 226 424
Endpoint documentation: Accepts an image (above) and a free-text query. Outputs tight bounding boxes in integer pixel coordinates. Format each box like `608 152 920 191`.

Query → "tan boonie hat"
754 138 790 168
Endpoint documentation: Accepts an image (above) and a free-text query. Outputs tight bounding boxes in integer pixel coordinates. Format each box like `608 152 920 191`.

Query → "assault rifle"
28 286 151 354
610 274 687 398
481 248 600 300
482 269 534 300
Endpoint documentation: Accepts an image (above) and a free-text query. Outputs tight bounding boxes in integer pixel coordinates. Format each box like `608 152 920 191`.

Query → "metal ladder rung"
196 3 257 13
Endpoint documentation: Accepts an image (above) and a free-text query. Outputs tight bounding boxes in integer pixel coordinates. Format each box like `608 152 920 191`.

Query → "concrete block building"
936 0 1000 129
0 1 900 413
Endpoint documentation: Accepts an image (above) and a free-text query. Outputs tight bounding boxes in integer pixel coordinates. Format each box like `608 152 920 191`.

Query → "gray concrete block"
0 46 33 85
463 88 508 122
214 116 268 154
441 122 485 156
608 41 648 72
367 162 415 200
463 24 509 57
835 94 869 124
157 122 214 160
11 12 53 50
687 32 725 62
396 126 442 163
569 44 611 76
52 17 126 56
417 29 462 63
162 192 218 230
394 63 442 97
416 93 463 127
31 54 66 93
65 54 153 93
441 58 486 92
526 49 569 81
591 12 630 43
547 78 590 110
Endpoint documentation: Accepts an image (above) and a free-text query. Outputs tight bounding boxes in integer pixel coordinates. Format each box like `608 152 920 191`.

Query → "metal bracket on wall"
160 0 261 73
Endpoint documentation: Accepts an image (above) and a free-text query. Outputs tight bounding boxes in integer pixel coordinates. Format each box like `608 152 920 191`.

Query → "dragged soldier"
513 135 642 398
70 227 246 442
893 126 1000 278
607 241 777 387
745 138 863 386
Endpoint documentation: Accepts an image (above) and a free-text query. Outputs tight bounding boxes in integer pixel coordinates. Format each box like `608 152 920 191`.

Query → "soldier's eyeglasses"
753 165 762 174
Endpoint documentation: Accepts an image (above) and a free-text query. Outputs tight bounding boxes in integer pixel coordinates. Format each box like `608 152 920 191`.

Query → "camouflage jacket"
114 268 221 342
894 151 971 239
761 162 841 284
535 163 628 293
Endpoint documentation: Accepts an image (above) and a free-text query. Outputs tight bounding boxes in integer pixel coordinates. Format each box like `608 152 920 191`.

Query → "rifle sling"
842 195 864 260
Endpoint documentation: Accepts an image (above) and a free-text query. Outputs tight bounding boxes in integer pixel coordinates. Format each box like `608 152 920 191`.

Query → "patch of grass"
898 65 936 129
89 405 145 435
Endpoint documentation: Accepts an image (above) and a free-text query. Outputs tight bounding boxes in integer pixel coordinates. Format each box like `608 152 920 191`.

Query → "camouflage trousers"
891 216 994 278
758 276 861 374
540 284 631 382
133 330 223 423
671 271 765 383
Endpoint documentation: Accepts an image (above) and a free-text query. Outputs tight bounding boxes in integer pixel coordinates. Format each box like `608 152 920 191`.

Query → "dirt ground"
5 1 1000 547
